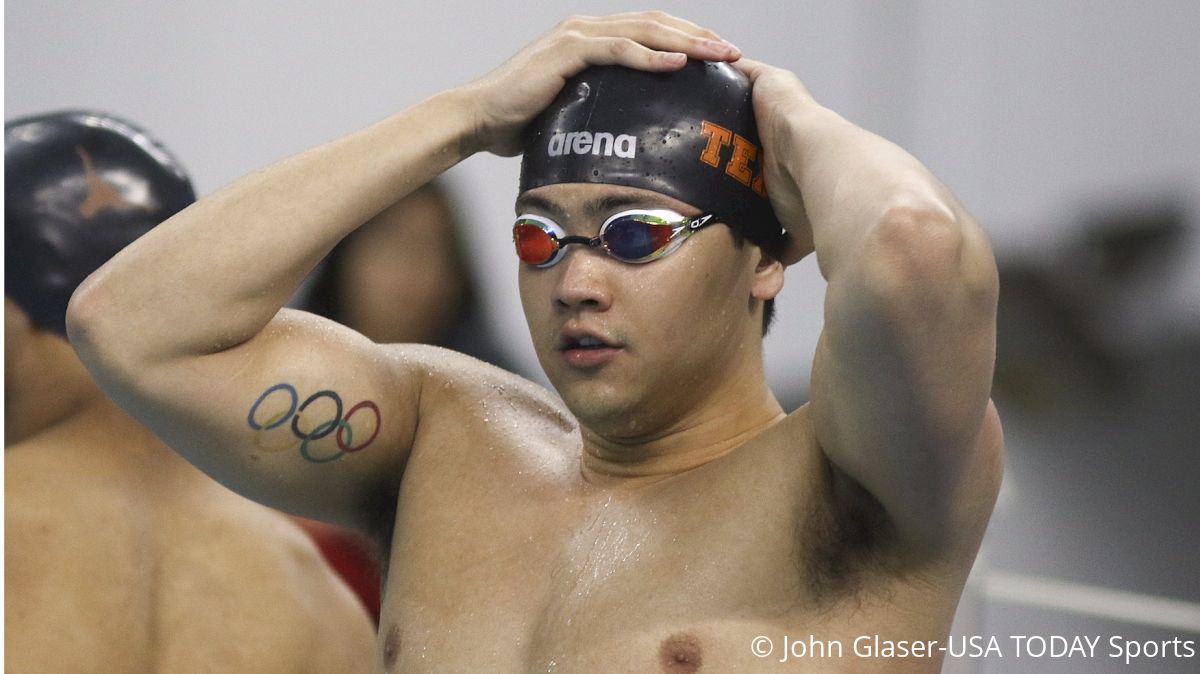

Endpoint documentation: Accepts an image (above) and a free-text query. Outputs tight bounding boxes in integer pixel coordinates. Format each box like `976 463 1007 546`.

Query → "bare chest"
378 436 841 672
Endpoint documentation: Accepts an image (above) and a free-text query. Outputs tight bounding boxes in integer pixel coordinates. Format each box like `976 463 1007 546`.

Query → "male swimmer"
5 111 376 672
69 12 1002 672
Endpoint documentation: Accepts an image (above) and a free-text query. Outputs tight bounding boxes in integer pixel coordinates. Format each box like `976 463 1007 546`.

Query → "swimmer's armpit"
246 382 382 464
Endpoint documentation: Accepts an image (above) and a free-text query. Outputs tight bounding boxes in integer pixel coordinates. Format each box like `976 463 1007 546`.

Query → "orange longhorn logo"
75 145 147 218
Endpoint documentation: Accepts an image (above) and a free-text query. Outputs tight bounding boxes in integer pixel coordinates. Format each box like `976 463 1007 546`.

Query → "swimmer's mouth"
559 331 622 368
556 328 624 354
559 334 619 350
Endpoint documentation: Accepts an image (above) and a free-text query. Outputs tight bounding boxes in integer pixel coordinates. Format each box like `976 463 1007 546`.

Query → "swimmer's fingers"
560 14 739 65
466 12 735 157
730 56 768 78
732 58 819 253
732 57 815 100
558 35 707 73
587 10 725 42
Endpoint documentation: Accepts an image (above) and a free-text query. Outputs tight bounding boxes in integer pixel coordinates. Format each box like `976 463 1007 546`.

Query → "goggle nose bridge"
556 234 605 249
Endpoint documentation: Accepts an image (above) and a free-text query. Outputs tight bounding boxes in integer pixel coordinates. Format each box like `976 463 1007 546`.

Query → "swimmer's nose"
552 249 613 312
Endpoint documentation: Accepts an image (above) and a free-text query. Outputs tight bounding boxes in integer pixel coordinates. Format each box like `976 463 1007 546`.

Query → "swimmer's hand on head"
729 58 818 266
465 12 742 156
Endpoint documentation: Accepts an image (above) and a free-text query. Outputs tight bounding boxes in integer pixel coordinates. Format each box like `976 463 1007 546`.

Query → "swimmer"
69 12 1003 672
5 111 376 672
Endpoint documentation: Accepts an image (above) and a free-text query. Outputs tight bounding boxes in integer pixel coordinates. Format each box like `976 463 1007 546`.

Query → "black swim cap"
5 110 195 336
519 60 785 255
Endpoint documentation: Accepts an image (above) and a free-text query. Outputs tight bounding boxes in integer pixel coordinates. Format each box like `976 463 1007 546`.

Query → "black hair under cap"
519 60 785 254
5 110 195 336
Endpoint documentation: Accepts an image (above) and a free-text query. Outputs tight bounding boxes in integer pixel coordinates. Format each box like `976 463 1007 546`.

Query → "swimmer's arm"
66 92 478 528
68 13 737 526
779 100 1003 555
71 306 425 528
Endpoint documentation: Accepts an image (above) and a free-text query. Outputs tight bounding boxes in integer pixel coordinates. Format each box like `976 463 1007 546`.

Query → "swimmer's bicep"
806 223 1002 553
141 310 420 526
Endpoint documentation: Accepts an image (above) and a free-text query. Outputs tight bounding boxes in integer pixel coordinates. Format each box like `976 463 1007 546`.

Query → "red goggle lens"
514 223 558 265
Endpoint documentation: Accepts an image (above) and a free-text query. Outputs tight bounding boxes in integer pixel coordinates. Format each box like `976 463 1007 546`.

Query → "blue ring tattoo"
247 383 299 431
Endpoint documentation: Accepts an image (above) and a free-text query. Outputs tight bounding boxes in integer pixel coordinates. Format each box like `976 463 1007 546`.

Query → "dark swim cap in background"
519 60 785 254
5 110 195 336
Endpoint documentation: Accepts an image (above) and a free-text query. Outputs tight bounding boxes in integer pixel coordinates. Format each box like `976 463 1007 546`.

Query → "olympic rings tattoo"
246 383 382 464
292 390 342 441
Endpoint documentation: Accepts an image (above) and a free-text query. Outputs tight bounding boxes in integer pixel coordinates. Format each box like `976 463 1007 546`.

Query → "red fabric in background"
292 516 382 625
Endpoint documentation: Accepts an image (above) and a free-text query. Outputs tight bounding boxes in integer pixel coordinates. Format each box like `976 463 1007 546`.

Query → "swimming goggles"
512 209 721 267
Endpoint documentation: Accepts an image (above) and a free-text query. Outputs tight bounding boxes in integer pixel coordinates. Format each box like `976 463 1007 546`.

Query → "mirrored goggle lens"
602 215 677 261
513 222 558 265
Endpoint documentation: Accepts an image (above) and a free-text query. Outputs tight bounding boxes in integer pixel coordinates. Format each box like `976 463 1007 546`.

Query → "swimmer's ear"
751 249 785 301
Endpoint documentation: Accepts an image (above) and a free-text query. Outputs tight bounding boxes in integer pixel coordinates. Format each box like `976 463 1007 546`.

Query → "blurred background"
7 1 1198 670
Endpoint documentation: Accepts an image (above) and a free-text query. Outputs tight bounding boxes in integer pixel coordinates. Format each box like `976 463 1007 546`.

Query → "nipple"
659 632 703 672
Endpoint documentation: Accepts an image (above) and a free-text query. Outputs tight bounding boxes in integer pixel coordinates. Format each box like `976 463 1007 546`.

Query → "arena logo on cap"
547 131 636 159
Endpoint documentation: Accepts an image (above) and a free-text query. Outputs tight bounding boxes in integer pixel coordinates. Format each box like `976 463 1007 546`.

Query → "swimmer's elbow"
840 199 997 334
894 204 999 319
859 202 964 295
66 272 108 362
67 269 152 380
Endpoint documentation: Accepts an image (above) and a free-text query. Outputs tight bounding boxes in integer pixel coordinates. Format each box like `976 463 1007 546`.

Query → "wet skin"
372 184 983 672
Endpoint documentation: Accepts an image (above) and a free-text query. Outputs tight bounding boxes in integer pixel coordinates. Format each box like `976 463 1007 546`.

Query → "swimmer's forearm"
69 88 480 361
776 102 982 283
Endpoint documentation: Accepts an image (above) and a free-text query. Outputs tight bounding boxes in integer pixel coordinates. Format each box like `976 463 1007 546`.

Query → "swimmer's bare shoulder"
5 437 160 673
382 342 581 485
4 432 376 674
155 480 377 672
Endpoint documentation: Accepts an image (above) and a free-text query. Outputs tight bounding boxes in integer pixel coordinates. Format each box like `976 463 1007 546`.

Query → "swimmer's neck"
4 331 105 446
577 387 786 485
